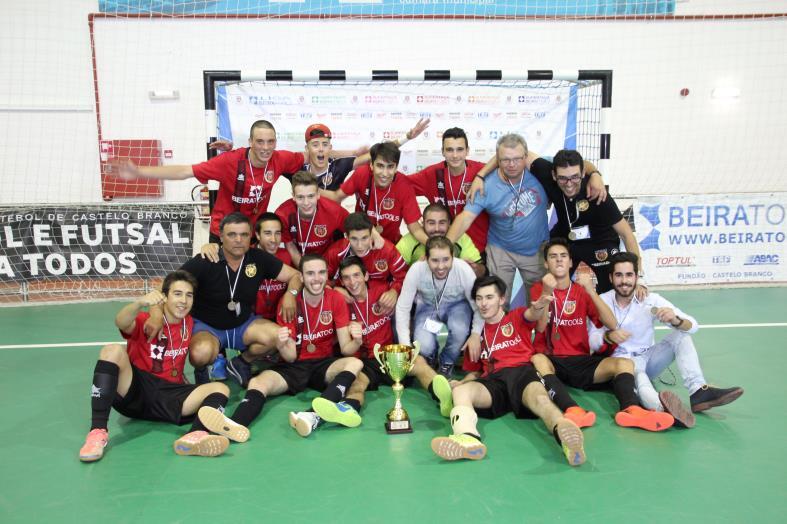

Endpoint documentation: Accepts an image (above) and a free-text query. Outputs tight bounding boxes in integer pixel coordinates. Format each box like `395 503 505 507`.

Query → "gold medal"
650 307 659 315
227 301 237 311
171 369 178 377
375 224 384 234
554 332 561 341
568 231 577 241
307 343 317 353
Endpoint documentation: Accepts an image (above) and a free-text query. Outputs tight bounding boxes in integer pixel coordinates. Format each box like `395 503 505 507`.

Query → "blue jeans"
412 299 472 366
631 330 707 411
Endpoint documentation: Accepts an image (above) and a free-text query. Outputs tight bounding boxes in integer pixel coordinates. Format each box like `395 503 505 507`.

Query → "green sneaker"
431 434 487 461
311 398 362 428
554 419 586 467
431 374 453 418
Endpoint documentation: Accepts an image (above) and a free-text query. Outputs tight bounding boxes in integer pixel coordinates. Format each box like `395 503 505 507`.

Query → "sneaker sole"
615 408 674 432
226 359 250 388
173 434 229 457
659 391 696 428
431 437 486 461
288 412 314 438
431 375 453 418
691 388 744 413
198 406 250 443
312 397 362 428
79 449 105 462
565 410 596 429
555 420 586 467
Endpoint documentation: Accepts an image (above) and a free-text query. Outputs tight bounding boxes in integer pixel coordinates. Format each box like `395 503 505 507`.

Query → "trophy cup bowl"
373 342 420 434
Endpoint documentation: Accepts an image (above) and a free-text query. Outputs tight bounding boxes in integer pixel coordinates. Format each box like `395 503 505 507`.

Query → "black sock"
90 360 119 430
612 372 639 410
541 373 578 412
343 398 362 413
230 390 266 427
320 371 356 403
427 382 440 403
189 392 229 432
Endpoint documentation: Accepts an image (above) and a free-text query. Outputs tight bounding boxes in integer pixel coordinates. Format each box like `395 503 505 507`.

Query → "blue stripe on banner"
564 83 578 150
99 1 676 16
216 84 231 141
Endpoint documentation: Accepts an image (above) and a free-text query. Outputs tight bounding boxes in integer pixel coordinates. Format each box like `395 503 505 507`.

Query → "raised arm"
118 159 194 181
115 290 165 335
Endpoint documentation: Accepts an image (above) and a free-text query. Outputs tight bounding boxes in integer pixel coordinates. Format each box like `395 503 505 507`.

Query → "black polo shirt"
181 249 284 329
548 176 623 246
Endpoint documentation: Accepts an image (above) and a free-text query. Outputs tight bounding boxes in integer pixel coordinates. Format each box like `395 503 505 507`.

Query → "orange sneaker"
615 405 674 432
79 428 109 462
173 431 229 457
564 406 596 428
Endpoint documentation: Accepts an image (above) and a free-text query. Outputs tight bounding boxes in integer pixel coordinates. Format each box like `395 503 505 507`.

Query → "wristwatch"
288 289 298 296
671 316 683 328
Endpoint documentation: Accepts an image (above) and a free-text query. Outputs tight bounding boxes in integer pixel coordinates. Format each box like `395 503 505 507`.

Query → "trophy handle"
373 343 385 373
410 341 420 368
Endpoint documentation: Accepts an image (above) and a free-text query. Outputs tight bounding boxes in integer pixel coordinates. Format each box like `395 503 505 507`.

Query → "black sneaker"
690 385 744 413
194 367 210 385
227 355 252 388
437 363 454 379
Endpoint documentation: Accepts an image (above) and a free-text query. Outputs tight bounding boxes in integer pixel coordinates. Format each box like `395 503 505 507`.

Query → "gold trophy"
373 342 420 434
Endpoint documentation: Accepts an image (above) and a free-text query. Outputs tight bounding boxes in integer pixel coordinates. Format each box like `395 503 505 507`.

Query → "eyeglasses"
556 174 582 184
499 157 524 165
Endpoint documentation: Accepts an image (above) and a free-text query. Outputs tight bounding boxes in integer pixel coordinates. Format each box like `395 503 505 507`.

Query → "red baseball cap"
305 123 332 143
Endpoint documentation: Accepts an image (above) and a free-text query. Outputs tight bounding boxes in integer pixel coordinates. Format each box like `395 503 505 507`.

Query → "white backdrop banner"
634 193 786 285
216 80 578 174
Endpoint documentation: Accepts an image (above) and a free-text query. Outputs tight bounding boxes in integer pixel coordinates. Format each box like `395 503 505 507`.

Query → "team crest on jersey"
382 197 395 210
501 322 514 337
321 172 333 186
577 200 590 212
595 249 608 262
563 300 577 315
314 224 327 238
371 303 383 316
374 259 388 272
461 182 472 195
245 263 257 277
264 170 275 184
320 311 333 325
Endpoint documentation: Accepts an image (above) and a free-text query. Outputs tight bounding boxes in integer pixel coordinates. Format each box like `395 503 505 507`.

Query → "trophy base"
385 420 413 434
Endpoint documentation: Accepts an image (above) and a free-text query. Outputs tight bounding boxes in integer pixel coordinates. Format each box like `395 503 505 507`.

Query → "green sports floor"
0 287 784 523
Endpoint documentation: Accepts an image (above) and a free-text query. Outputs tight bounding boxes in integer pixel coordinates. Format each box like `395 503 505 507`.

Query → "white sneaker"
288 411 321 438
198 406 250 443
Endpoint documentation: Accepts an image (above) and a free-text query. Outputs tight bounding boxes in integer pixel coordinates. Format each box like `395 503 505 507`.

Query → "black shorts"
360 358 415 391
269 358 337 394
475 365 541 420
548 354 607 390
113 365 198 425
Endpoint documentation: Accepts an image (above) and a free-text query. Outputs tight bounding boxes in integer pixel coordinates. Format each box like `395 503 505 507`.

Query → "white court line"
1 322 786 350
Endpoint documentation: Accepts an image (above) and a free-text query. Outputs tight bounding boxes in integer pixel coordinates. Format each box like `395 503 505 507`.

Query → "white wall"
2 1 786 205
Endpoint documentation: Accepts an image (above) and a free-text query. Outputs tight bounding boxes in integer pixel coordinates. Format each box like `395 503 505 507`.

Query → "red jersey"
530 282 602 357
122 312 193 384
348 281 393 359
278 287 350 361
408 160 490 252
192 148 304 236
255 247 292 320
340 164 421 244
275 197 348 256
325 238 408 294
463 308 535 377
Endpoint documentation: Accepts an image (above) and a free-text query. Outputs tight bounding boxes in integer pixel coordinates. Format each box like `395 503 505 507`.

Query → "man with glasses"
546 149 640 292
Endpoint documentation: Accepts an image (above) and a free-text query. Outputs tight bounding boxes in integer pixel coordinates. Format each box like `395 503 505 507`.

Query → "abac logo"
638 204 661 250
744 254 779 266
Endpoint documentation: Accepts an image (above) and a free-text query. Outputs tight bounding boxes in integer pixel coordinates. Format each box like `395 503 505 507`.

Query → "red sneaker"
564 406 596 428
615 405 674 432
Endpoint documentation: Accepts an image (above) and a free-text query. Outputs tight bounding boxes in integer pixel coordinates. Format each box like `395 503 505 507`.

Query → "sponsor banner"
101 1 675 16
217 81 575 175
634 193 786 285
0 205 193 283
